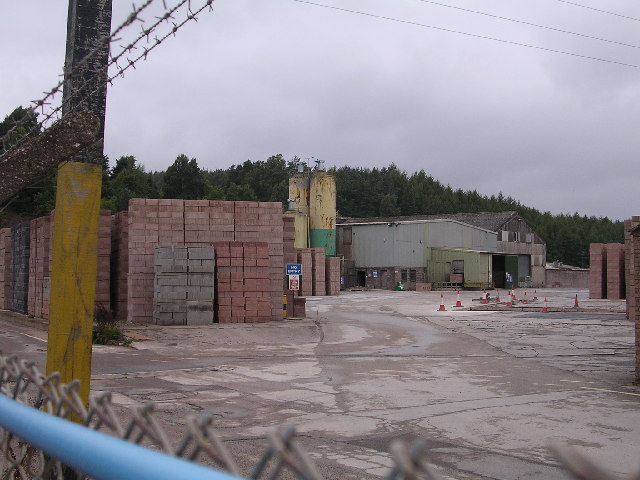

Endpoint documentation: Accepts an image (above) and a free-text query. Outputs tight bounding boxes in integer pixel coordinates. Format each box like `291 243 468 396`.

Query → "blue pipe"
0 395 243 480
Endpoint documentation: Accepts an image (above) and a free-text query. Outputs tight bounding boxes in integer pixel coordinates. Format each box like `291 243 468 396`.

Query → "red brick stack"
630 223 640 381
95 210 112 309
0 228 12 310
283 216 297 265
208 200 235 244
111 211 129 320
24 211 111 320
325 257 341 296
605 243 626 300
27 215 52 318
233 202 284 319
127 199 158 323
213 241 271 323
158 199 185 246
296 248 313 296
625 218 640 324
311 248 326 296
184 200 211 245
589 243 607 299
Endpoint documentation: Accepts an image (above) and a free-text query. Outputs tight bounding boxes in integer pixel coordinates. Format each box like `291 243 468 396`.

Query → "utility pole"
46 0 112 410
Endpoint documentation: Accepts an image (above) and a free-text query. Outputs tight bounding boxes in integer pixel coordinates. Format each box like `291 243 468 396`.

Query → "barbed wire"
0 352 634 480
0 0 216 163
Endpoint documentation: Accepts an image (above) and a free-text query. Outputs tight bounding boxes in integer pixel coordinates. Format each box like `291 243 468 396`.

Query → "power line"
292 0 640 69
414 0 640 49
555 0 640 23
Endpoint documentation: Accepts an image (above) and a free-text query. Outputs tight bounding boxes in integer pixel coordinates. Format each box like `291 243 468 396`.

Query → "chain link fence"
0 352 625 480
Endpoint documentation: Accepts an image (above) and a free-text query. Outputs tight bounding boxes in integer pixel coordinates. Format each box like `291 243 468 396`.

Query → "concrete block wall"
605 243 625 300
0 228 11 310
589 243 607 299
10 222 30 314
325 257 341 296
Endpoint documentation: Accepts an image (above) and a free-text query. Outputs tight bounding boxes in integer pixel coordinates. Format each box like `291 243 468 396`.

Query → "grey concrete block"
187 274 214 287
186 300 214 325
155 274 188 287
156 246 188 260
185 285 215 300
187 247 215 260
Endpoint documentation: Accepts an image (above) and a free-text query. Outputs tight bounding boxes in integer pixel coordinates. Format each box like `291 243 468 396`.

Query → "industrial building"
336 211 546 290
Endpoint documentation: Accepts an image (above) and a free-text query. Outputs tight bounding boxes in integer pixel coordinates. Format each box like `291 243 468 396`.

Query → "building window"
409 269 416 282
515 232 521 243
401 270 407 282
501 231 509 242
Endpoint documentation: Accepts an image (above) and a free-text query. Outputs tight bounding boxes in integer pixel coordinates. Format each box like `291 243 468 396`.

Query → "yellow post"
46 162 102 407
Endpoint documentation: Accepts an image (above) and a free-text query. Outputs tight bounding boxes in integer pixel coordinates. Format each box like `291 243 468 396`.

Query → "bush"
93 304 127 345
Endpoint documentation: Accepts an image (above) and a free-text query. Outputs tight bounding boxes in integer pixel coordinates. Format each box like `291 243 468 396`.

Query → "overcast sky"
1 1 638 220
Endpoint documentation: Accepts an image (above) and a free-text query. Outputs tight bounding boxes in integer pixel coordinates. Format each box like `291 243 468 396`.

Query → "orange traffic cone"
574 294 579 308
496 289 501 303
512 288 517 301
455 290 462 307
506 291 513 307
438 293 446 311
481 289 487 304
542 297 549 312
523 291 528 304
533 290 538 301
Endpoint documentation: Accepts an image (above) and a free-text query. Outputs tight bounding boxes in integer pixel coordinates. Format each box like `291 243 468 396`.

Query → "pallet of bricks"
0 228 11 310
213 241 271 323
26 211 112 320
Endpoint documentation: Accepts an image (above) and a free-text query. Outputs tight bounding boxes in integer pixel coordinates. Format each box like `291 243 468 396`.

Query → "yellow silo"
309 171 336 256
288 172 310 248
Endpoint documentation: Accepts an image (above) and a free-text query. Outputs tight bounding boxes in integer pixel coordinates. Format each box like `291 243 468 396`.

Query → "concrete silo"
309 169 336 256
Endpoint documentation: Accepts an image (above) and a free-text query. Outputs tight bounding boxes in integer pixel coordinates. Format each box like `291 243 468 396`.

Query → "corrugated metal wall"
425 248 491 284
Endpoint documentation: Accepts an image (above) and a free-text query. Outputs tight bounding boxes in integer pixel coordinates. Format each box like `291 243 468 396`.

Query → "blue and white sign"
286 263 302 275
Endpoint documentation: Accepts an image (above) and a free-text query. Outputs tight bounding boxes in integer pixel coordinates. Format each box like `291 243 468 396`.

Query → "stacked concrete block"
94 210 112 310
111 211 129 320
117 199 285 324
127 199 158 323
0 228 11 310
311 248 326 296
589 243 607 299
234 202 284 320
10 222 30 314
296 248 313 297
154 246 188 326
214 241 271 323
605 243 626 300
625 217 640 324
153 246 215 326
325 257 341 296
158 199 185 246
27 215 52 318
185 247 216 325
631 225 640 381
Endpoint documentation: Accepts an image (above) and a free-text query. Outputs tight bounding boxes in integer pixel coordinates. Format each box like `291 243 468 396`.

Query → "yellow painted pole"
46 161 102 408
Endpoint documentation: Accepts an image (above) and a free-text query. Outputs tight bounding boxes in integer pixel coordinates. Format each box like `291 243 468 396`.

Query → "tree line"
0 107 624 268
